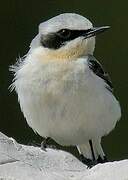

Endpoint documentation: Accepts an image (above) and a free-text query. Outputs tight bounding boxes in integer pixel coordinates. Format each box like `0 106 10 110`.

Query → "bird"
10 13 121 167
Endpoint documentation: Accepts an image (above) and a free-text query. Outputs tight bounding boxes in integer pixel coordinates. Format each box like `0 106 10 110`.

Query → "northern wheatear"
10 13 121 167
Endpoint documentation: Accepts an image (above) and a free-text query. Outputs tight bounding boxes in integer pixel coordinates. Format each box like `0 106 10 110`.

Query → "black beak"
84 26 110 39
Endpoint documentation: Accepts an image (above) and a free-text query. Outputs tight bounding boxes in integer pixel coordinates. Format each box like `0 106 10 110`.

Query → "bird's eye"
58 29 71 39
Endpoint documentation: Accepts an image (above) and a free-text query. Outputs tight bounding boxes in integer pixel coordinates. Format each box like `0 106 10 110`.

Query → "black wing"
87 55 113 92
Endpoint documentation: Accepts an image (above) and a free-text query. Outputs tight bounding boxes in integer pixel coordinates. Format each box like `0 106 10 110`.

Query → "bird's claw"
41 137 57 151
80 154 108 168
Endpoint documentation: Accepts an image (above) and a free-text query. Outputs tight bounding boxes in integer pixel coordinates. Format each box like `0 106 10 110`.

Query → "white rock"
0 132 127 180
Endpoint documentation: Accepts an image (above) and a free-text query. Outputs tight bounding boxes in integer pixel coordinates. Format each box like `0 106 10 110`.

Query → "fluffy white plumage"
10 13 121 162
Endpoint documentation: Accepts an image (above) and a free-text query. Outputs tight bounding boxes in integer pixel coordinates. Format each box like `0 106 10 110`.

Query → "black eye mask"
40 26 109 49
40 29 91 49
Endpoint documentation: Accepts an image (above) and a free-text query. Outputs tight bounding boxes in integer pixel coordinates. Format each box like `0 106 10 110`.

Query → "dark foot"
80 155 108 168
41 137 50 151
97 155 108 163
80 154 97 168
41 137 57 151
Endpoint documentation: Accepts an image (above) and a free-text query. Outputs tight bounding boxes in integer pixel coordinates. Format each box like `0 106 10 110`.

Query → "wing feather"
87 55 113 92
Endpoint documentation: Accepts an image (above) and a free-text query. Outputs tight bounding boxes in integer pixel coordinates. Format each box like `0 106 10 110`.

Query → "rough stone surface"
0 132 127 180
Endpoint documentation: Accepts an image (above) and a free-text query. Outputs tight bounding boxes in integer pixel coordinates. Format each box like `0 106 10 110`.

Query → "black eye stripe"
57 29 92 40
40 29 92 49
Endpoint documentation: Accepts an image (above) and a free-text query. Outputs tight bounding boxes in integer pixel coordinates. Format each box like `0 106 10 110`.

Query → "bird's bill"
84 26 110 39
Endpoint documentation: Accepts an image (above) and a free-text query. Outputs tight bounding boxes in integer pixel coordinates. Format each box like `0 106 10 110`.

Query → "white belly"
14 57 121 145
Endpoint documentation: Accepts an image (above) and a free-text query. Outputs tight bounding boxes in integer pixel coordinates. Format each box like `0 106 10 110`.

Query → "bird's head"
29 13 109 62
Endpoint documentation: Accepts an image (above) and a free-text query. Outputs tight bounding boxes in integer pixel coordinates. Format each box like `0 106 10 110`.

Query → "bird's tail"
77 138 107 164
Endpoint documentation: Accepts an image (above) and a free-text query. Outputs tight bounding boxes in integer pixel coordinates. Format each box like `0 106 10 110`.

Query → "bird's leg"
88 139 108 166
41 137 50 151
78 139 108 168
89 140 96 161
41 137 57 151
80 140 97 168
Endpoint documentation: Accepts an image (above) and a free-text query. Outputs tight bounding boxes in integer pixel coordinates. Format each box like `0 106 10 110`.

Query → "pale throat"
32 39 95 63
